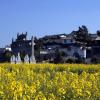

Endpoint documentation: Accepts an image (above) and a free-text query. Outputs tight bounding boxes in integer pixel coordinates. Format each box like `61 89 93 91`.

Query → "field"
0 64 100 100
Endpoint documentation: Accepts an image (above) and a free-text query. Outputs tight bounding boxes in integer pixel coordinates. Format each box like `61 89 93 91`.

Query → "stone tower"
30 36 36 63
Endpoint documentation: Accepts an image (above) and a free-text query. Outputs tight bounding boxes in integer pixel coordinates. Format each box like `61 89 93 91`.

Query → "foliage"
97 30 100 36
2 51 12 62
74 25 91 43
91 56 100 64
0 64 100 100
54 49 63 63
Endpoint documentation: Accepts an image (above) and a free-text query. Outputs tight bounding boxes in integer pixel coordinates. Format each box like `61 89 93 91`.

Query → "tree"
74 25 90 43
97 30 100 36
3 50 12 62
54 49 63 63
34 37 43 62
91 55 100 64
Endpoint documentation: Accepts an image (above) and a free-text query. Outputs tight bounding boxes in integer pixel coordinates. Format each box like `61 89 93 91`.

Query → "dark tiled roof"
43 42 82 48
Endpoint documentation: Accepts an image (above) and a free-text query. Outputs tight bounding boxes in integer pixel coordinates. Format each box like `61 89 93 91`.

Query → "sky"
0 0 100 47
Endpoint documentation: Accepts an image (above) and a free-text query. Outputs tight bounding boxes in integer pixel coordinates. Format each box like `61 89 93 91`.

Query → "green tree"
74 25 90 43
97 30 100 36
3 50 12 62
54 49 63 63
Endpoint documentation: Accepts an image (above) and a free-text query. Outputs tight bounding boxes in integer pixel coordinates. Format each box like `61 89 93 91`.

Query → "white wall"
59 46 86 58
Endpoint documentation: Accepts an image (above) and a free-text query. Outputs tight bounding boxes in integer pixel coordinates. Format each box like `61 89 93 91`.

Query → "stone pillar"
10 55 16 64
30 36 36 63
16 53 22 64
24 54 29 63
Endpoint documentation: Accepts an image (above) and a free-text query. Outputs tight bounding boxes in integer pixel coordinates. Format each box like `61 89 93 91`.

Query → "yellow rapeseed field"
0 63 100 100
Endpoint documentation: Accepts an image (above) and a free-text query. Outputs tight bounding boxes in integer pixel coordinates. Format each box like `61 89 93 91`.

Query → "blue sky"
0 0 100 47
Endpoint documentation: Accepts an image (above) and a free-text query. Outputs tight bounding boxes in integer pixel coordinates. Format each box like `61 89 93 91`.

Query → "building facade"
11 33 32 56
10 31 100 63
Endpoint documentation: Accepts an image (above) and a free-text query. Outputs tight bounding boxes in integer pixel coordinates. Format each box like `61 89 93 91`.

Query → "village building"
2 26 100 63
0 48 5 62
0 25 100 63
11 32 32 56
40 34 87 62
91 35 100 57
0 46 11 62
10 32 37 63
40 32 100 63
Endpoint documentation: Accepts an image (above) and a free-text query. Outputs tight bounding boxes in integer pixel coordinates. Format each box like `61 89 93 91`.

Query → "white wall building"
59 45 86 59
